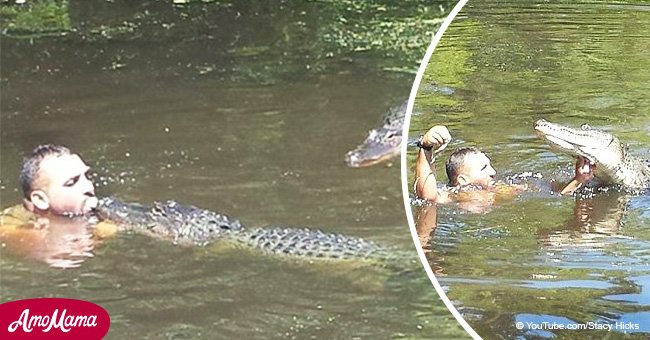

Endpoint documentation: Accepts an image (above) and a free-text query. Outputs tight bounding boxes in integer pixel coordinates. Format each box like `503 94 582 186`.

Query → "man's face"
458 152 497 187
30 154 96 215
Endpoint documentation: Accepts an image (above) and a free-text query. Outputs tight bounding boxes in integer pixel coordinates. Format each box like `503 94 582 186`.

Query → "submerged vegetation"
1 0 456 82
0 0 71 37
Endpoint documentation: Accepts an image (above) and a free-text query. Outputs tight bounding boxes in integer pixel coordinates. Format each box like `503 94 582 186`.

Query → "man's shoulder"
94 220 119 239
0 204 36 226
439 182 524 203
0 203 118 238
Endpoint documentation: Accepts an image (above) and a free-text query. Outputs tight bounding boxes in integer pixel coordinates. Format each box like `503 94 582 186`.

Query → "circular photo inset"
404 1 650 338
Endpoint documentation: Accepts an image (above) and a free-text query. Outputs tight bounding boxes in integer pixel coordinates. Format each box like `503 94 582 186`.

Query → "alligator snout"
534 119 550 132
533 119 650 190
345 100 406 168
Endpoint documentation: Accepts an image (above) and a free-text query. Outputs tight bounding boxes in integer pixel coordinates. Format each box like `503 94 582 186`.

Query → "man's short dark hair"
445 147 482 186
20 144 71 198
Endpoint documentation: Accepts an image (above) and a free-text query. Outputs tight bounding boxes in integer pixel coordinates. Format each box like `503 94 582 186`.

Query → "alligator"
345 100 407 168
534 119 650 190
345 84 455 168
95 197 396 262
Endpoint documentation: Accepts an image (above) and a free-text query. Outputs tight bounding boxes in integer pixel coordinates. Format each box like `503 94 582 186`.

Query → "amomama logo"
0 298 110 339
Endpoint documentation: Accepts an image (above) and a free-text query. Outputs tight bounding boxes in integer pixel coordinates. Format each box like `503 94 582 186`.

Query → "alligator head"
534 119 650 190
345 100 406 168
95 197 243 245
345 85 458 168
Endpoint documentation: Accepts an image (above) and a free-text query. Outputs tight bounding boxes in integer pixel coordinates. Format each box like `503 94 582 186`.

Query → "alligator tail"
229 226 386 260
231 226 419 269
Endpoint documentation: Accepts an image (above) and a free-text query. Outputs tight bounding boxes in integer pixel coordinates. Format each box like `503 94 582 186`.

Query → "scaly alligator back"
95 197 393 262
534 119 650 190
233 226 389 260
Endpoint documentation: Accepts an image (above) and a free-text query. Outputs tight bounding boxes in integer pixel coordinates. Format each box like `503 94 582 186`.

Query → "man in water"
1 144 115 268
414 125 594 205
413 125 594 252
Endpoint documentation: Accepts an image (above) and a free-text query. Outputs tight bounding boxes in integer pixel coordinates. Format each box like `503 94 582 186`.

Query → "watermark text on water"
515 321 639 332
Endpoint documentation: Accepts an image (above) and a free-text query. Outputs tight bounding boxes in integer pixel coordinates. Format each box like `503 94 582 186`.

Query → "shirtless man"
1 144 114 268
414 125 593 204
413 125 593 252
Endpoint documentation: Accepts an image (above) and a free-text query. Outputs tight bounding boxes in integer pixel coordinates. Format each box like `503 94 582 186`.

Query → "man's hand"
560 157 595 195
574 156 595 184
421 125 452 153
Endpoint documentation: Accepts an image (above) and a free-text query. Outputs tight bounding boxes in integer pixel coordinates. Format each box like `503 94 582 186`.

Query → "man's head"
445 147 497 187
20 144 96 215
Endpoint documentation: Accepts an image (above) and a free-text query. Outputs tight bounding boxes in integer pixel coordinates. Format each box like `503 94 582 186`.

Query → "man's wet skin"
1 146 112 268
413 124 530 217
28 153 98 216
413 125 451 201
1 215 98 268
415 126 499 199
452 152 497 188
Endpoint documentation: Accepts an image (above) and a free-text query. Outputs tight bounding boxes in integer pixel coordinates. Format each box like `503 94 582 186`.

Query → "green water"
0 1 468 339
410 1 650 339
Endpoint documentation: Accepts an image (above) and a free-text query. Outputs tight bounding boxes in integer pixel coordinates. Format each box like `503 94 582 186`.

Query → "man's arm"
415 204 438 252
560 157 594 195
414 126 451 201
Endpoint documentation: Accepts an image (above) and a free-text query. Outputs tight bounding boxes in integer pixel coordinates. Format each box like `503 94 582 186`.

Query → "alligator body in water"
534 119 650 190
344 84 455 168
96 197 394 261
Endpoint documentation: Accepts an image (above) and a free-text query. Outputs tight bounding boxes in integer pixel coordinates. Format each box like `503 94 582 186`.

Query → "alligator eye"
208 220 230 230
581 124 591 130
151 203 165 216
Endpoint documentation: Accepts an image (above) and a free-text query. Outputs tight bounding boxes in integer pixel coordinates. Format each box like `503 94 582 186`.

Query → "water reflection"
417 184 650 336
0 213 100 269
536 194 636 269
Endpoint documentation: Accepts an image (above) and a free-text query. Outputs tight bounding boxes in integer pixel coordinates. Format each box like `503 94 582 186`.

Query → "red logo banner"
0 298 110 339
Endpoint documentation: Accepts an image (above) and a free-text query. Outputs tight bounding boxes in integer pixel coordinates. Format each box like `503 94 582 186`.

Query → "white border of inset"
400 1 480 339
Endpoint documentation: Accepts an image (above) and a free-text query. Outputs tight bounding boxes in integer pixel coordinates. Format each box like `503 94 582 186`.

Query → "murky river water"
410 1 650 339
0 1 467 339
